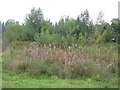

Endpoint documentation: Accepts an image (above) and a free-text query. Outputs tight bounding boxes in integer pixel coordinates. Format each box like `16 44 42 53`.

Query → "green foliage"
3 42 117 79
111 18 120 34
96 11 104 24
77 33 87 45
25 7 44 33
3 8 118 44
96 30 107 44
1 8 118 88
34 31 77 46
42 20 53 34
75 9 92 37
5 19 16 26
54 17 77 36
4 22 23 42
21 26 35 41
34 32 63 44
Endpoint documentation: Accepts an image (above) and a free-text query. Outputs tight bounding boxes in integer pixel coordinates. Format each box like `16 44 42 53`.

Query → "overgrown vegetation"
1 8 119 45
2 42 118 79
1 7 119 88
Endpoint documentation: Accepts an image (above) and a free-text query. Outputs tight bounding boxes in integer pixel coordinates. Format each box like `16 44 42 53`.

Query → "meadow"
2 41 118 88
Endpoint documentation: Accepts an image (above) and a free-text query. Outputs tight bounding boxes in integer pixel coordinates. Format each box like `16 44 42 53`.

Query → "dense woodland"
0 7 119 45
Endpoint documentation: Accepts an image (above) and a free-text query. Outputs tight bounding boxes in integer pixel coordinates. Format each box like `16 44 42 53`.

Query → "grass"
2 41 118 88
2 72 118 88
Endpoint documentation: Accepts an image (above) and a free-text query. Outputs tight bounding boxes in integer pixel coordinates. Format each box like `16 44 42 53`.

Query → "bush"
4 23 23 42
29 60 63 76
96 30 107 44
21 28 35 41
34 32 66 45
30 60 71 79
8 59 30 72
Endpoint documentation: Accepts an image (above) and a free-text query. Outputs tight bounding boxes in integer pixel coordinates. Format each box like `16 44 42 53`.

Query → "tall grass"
2 41 118 79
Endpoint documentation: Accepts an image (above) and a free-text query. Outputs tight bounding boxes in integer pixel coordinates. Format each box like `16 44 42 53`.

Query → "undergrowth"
2 41 118 79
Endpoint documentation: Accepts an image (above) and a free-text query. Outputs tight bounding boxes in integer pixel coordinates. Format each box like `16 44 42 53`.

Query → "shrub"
29 60 62 76
27 59 72 79
96 30 107 44
58 67 72 79
4 23 23 42
34 32 66 45
8 59 30 72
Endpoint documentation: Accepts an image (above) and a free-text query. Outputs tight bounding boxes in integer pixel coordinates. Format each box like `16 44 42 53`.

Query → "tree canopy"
2 7 119 45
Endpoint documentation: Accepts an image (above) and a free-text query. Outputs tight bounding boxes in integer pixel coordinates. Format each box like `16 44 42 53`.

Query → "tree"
42 19 53 34
74 9 92 38
54 16 77 37
55 17 65 36
21 26 35 41
25 7 44 33
96 11 104 24
4 20 22 41
5 19 16 26
80 9 90 25
111 18 120 34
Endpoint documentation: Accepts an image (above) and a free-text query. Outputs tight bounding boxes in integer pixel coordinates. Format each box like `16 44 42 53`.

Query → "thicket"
3 42 118 79
1 7 119 45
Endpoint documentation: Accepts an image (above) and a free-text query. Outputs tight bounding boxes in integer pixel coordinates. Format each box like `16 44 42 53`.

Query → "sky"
0 0 119 24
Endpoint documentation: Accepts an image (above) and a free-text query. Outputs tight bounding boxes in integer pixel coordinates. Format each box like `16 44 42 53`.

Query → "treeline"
1 7 120 45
